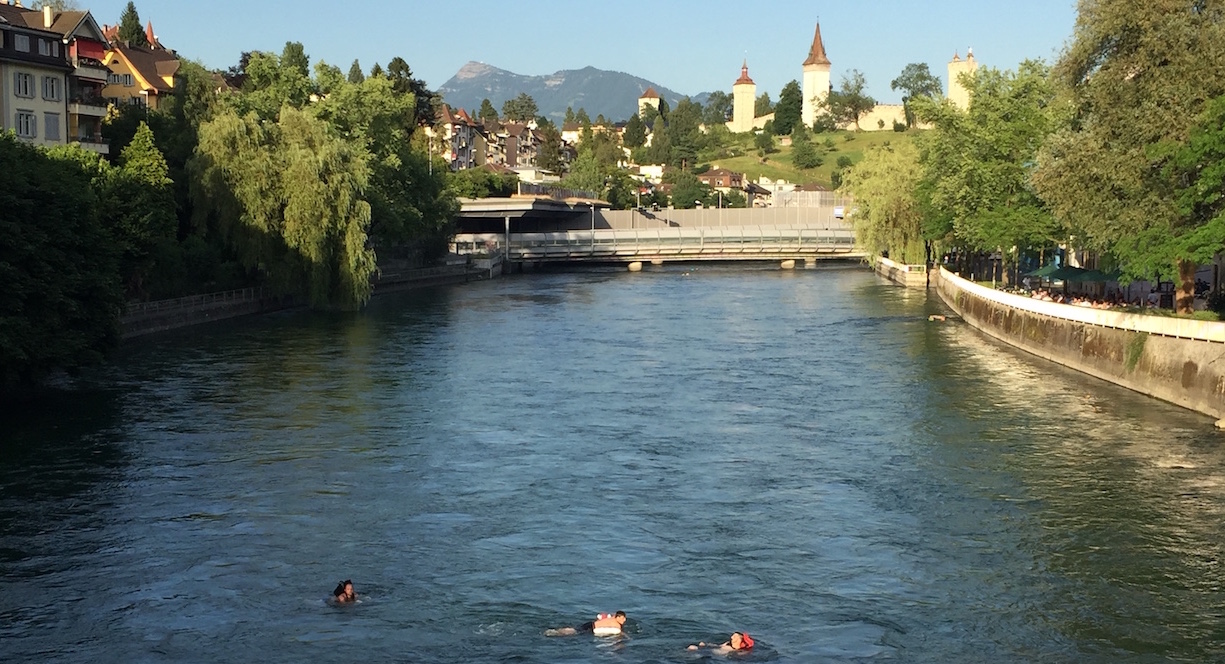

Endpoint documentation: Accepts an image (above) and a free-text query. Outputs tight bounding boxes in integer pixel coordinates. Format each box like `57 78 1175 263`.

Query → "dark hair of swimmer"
731 632 754 649
333 580 353 598
614 611 626 620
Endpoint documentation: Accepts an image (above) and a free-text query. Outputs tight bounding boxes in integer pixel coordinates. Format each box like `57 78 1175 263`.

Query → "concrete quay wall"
935 267 1225 420
874 255 928 289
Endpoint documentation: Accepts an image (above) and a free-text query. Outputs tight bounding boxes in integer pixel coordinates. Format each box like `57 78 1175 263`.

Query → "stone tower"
801 23 832 128
947 49 978 110
731 61 757 133
638 87 661 117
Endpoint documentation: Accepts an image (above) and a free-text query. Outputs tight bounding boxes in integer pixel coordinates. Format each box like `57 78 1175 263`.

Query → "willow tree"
841 141 926 265
189 106 375 309
1033 0 1225 312
916 60 1062 283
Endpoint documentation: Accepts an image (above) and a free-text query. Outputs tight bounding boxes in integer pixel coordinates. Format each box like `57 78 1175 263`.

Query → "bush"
893 120 907 132
1207 289 1225 315
823 137 836 150
836 155 854 169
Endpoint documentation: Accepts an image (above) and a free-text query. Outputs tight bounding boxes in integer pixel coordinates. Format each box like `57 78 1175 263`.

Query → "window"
108 73 122 85
123 74 134 87
39 39 51 56
15 111 36 138
14 34 30 52
14 73 33 98
43 112 60 141
41 76 60 101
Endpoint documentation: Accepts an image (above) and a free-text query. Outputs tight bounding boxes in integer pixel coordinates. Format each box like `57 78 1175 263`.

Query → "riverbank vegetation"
2 3 456 390
843 0 1225 316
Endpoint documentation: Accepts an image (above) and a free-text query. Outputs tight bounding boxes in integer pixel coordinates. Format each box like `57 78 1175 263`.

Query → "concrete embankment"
935 267 1225 420
121 261 500 340
873 255 928 289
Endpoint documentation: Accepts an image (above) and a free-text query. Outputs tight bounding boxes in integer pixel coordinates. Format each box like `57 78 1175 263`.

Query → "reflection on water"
1 265 1223 663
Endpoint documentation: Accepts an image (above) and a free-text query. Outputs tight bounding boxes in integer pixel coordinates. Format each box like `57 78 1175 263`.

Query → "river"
3 265 1224 663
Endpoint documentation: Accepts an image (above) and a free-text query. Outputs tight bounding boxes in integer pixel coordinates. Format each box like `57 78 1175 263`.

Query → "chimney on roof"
44 5 52 28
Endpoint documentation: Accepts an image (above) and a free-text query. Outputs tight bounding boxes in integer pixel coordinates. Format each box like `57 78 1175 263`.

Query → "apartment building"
0 3 71 147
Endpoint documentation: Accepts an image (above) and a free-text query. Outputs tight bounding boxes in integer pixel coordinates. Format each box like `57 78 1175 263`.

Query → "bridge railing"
479 226 856 260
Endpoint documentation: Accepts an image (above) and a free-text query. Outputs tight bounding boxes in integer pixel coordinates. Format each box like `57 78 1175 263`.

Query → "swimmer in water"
332 579 357 603
688 631 754 653
545 611 626 636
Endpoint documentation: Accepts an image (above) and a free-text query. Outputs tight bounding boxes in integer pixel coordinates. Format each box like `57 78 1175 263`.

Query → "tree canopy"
117 1 148 47
501 93 538 122
823 70 876 131
891 63 943 127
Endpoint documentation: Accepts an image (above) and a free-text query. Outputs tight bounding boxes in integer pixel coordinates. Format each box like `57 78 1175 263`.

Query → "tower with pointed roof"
637 87 661 117
730 61 757 133
947 48 977 110
801 23 831 128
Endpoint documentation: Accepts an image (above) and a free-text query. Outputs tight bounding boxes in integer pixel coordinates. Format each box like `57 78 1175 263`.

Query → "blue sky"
85 0 1079 105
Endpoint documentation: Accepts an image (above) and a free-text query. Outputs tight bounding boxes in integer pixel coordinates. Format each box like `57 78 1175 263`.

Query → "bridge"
453 189 862 268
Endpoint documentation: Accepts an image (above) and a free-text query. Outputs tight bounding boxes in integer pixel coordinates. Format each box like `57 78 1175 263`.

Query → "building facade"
947 49 978 110
0 4 71 148
101 22 178 111
800 23 832 129
730 61 755 134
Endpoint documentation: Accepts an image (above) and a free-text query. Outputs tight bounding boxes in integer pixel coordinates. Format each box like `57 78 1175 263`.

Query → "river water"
3 265 1225 663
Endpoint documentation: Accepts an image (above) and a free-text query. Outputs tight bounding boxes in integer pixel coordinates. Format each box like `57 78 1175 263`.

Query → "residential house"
435 104 482 170
0 3 71 147
101 21 178 111
8 5 112 153
697 167 743 193
486 122 540 169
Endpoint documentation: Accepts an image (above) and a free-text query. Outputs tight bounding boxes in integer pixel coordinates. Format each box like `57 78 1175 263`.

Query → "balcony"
72 60 110 82
74 134 110 155
68 95 108 117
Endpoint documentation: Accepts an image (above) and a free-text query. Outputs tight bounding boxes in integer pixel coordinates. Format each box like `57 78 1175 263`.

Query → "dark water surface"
4 265 1225 663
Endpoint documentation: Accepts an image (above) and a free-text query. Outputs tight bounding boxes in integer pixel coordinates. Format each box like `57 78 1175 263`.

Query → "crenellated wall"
935 267 1225 420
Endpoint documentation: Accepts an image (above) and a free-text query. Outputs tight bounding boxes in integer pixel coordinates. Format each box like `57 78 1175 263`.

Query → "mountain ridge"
438 61 710 123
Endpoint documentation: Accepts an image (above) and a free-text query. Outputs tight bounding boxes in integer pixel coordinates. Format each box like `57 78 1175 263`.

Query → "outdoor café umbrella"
1026 263 1062 278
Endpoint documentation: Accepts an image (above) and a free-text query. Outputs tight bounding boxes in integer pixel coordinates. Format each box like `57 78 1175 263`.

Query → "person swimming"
545 611 626 636
688 631 754 653
332 579 357 603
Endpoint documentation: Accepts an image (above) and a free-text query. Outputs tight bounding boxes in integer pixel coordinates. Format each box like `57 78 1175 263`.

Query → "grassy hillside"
705 130 919 189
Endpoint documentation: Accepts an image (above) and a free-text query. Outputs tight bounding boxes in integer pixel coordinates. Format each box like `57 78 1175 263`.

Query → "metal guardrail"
517 181 600 201
481 227 857 260
124 287 265 319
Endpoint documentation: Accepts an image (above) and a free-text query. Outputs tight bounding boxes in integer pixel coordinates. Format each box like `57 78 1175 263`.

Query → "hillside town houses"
0 0 177 155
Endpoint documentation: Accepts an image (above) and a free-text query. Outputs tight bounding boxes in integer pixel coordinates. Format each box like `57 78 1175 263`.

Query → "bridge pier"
781 260 796 270
650 258 664 266
805 258 817 268
628 261 643 272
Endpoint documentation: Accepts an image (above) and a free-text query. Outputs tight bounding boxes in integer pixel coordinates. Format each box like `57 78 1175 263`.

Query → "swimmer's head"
730 632 753 650
334 580 355 599
614 611 626 624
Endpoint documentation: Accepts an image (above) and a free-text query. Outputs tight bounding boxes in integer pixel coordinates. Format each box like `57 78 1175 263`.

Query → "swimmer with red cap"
688 631 754 653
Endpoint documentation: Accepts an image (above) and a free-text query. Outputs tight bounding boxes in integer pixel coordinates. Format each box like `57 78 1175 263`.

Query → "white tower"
731 61 757 133
801 23 832 128
947 48 978 110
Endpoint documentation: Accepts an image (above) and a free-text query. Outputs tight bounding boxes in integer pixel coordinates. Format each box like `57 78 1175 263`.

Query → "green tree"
891 63 943 128
666 98 703 170
754 130 775 154
386 57 436 125
645 116 670 164
841 141 926 264
790 125 823 169
564 106 576 125
228 50 314 121
773 80 803 135
0 135 123 389
281 42 310 78
447 168 518 198
501 93 538 122
369 62 384 78
918 60 1061 282
665 171 709 209
561 150 606 195
1032 0 1225 311
623 114 647 148
641 104 659 128
105 122 178 297
189 107 377 309
478 98 498 125
313 61 345 96
755 92 774 117
575 107 591 127
704 91 732 125
536 119 564 173
347 59 365 84
823 70 876 131
117 1 148 47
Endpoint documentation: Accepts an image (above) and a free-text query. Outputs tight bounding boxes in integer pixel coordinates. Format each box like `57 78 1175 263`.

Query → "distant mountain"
437 62 694 123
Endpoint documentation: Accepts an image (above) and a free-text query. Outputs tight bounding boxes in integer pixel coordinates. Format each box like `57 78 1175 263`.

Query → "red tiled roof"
639 86 660 99
735 61 754 86
802 23 831 66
